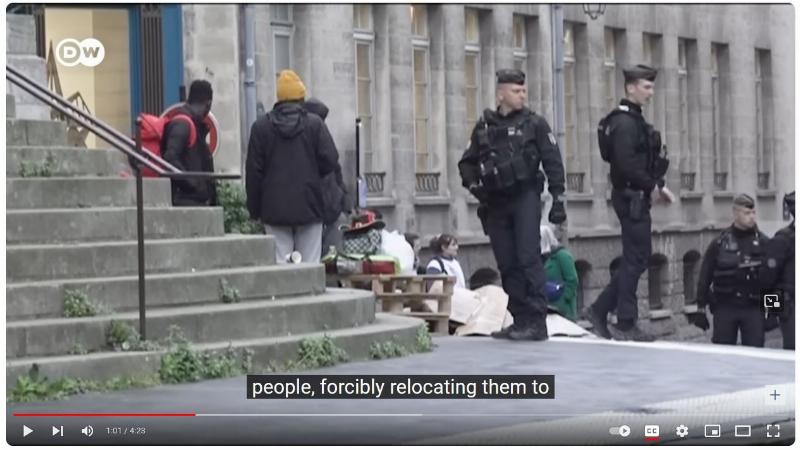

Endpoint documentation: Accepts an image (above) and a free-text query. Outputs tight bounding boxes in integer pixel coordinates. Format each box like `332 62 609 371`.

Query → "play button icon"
23 425 33 437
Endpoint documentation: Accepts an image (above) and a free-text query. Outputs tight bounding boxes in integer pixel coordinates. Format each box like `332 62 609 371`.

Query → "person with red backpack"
160 80 217 206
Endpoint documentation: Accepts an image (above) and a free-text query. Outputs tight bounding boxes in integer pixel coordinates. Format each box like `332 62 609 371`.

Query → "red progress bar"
14 413 196 417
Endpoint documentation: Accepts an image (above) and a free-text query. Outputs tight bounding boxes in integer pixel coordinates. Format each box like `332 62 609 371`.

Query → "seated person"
469 267 500 290
425 234 466 289
540 224 579 321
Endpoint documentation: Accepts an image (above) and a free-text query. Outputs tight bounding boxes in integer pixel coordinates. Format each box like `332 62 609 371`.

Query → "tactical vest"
712 228 765 303
474 108 541 194
597 105 669 179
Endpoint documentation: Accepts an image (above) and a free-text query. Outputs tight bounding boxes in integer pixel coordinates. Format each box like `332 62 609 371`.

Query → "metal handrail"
7 65 242 339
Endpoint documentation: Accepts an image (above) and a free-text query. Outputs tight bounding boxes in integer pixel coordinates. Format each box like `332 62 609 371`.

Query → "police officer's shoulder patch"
548 132 556 146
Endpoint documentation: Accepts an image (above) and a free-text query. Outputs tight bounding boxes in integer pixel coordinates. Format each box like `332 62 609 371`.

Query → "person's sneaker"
583 306 612 339
490 325 515 340
610 324 656 342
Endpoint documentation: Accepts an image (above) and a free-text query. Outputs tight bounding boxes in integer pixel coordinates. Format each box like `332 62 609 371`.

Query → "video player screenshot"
5 2 795 447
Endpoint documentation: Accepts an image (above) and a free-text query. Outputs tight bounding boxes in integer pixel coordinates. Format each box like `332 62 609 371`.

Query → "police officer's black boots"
610 321 656 342
507 317 549 341
490 325 515 340
583 305 612 339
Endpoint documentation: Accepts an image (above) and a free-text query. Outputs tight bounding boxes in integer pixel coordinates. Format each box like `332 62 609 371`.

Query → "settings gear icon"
676 425 689 438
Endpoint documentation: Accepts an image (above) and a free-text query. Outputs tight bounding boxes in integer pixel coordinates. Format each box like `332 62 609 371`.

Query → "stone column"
728 38 757 196
491 7 514 72
182 5 242 174
386 5 416 231
440 4 472 235
770 5 795 200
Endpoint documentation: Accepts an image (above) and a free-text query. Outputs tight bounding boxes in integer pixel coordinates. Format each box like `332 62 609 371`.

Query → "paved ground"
7 336 795 445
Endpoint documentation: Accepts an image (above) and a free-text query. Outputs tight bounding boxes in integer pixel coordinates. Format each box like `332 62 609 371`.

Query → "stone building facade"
181 4 794 340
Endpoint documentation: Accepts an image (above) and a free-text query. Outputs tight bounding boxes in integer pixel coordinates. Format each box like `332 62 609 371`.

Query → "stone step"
7 55 50 121
7 289 376 358
7 146 129 177
6 313 423 389
7 264 325 320
7 235 276 283
7 94 16 118
7 177 172 209
7 118 67 146
7 206 225 244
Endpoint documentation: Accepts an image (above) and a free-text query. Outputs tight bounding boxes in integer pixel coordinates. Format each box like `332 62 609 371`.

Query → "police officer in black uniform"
584 64 672 342
761 192 795 349
689 194 770 347
458 69 566 341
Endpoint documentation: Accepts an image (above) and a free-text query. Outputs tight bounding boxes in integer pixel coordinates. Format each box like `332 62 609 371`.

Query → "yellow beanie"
276 70 306 102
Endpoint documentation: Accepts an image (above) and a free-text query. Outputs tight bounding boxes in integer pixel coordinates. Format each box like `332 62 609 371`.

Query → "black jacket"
761 222 795 300
459 106 565 204
161 104 217 206
245 101 341 226
696 225 770 309
303 98 351 224
607 99 658 193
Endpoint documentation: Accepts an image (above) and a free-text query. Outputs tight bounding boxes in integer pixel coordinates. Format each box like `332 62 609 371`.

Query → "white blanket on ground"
429 284 591 337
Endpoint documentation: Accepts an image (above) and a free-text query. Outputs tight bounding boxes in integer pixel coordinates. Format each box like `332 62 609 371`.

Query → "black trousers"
593 189 652 323
485 187 548 326
712 303 765 347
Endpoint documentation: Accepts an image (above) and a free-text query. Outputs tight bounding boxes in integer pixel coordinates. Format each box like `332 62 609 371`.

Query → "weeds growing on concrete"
415 324 434 352
369 340 410 359
158 326 253 383
18 156 55 178
284 335 349 370
219 279 241 303
63 289 97 318
7 364 159 403
105 320 161 352
216 181 263 234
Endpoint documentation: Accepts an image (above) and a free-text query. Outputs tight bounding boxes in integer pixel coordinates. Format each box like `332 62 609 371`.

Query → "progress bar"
13 413 196 417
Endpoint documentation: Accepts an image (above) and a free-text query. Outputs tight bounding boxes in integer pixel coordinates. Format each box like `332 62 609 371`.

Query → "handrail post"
134 118 147 340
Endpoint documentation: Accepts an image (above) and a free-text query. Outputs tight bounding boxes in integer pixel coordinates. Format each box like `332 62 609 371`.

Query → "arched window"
648 254 669 310
682 251 702 305
574 260 592 318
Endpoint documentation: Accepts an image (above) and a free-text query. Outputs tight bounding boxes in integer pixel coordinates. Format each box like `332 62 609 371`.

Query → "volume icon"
81 425 93 437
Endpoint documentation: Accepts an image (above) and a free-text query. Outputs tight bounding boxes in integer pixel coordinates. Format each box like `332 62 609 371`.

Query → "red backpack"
137 113 197 177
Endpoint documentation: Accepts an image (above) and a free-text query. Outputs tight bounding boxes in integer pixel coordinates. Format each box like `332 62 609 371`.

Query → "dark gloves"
687 311 710 331
477 203 489 236
469 184 488 203
548 199 567 224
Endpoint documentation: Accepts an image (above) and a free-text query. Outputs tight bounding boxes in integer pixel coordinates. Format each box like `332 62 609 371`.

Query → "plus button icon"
770 390 781 401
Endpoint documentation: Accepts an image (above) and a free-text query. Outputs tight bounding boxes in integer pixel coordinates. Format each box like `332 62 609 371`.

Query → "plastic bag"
379 230 415 274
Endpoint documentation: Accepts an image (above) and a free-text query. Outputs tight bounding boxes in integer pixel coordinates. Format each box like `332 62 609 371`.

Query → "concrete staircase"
5 96 422 388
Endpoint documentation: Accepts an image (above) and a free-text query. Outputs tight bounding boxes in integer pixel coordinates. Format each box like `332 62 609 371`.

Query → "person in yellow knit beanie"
276 70 307 102
246 68 341 265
